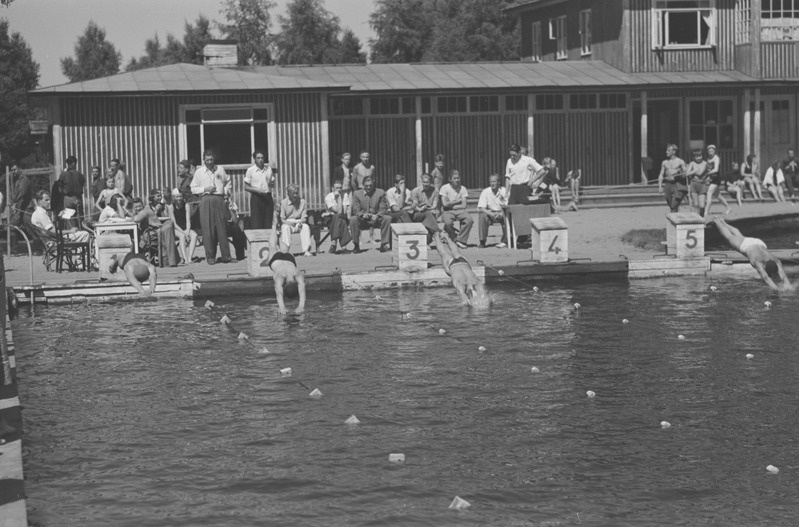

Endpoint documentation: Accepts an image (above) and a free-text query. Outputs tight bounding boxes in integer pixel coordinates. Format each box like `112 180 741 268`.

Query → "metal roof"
31 63 349 94
247 61 758 93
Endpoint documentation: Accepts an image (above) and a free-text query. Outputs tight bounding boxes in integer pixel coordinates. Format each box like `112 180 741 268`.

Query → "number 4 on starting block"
530 217 568 263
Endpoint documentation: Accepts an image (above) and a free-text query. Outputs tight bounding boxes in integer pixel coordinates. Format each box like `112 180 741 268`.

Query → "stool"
530 217 568 263
97 234 134 281
666 213 704 258
246 229 272 277
391 223 428 272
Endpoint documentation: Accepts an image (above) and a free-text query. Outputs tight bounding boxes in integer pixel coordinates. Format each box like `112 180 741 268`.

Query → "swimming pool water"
14 277 799 526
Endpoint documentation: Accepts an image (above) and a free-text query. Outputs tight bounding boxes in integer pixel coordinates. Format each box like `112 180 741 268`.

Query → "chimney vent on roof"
203 40 238 68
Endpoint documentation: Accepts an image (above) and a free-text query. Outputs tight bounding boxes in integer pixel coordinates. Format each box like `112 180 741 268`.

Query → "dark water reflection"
14 278 799 526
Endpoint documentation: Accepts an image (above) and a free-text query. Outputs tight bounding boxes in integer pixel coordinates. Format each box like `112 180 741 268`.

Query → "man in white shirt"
385 174 413 224
30 190 90 243
409 173 441 243
440 170 473 249
244 150 275 229
477 174 508 248
191 150 232 264
505 143 544 205
323 180 353 254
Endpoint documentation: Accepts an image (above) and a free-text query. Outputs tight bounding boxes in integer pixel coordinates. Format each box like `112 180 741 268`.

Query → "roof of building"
503 0 568 14
30 63 349 95
246 61 757 93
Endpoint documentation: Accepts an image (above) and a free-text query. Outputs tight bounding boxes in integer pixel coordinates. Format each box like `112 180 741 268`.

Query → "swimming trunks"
121 252 137 268
738 237 767 254
268 251 297 269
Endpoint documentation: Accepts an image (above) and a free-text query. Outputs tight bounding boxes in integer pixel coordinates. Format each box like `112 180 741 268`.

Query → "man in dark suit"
349 176 392 253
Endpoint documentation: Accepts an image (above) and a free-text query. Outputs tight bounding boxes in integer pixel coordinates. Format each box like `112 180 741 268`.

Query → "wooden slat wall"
629 0 736 72
761 42 799 78
734 43 754 76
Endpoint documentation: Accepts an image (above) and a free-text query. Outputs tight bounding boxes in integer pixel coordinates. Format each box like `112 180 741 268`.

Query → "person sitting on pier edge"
267 209 306 315
724 161 745 208
409 173 441 244
350 175 392 253
109 251 158 298
191 150 233 265
477 173 507 248
713 218 794 292
385 174 414 224
30 189 91 243
505 143 543 205
435 232 491 309
741 154 764 201
244 150 275 229
780 148 799 200
440 170 473 249
565 168 582 210
130 191 178 267
762 162 787 202
279 183 313 257
323 179 353 254
534 157 563 208
657 144 688 213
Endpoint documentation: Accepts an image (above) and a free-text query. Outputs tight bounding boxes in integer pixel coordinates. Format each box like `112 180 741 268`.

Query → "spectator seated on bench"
322 180 353 254
280 183 313 257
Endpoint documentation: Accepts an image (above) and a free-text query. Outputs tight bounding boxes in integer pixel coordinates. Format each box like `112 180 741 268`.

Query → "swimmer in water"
714 218 794 292
435 232 491 308
268 209 306 314
109 252 158 297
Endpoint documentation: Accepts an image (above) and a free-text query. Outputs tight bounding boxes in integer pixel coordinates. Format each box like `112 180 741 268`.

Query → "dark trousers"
478 211 506 243
508 184 531 205
249 192 273 229
349 214 392 247
664 181 687 213
410 211 440 241
200 194 231 261
783 172 799 197
227 220 247 260
328 214 352 246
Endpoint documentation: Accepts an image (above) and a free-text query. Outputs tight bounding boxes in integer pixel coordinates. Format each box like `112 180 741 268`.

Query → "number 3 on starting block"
391 224 428 272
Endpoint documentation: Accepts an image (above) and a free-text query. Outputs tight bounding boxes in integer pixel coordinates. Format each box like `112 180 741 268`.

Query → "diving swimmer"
268 209 307 314
435 232 491 308
109 252 158 297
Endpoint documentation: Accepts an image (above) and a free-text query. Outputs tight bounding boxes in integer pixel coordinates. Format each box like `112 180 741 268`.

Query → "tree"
1 1 16 7
219 0 275 66
369 0 435 63
60 21 121 82
0 19 40 163
276 0 345 65
338 29 366 64
181 15 214 65
127 15 213 71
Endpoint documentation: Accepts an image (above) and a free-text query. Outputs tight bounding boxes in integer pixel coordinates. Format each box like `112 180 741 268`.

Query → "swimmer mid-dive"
714 218 794 292
109 252 158 297
435 232 492 308
268 209 307 314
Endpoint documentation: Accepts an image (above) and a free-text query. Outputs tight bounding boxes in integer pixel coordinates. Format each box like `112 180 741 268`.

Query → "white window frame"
579 9 592 56
652 1 717 50
687 96 736 150
531 21 542 62
550 15 567 60
761 0 799 41
180 103 276 169
735 0 751 45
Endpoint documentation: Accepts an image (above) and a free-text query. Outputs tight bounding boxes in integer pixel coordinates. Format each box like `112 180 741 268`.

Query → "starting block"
391 223 428 272
530 217 568 263
245 229 272 277
666 213 704 258
97 234 134 281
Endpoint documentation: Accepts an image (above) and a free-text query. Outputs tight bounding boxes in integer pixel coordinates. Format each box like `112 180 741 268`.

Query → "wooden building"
29 0 799 208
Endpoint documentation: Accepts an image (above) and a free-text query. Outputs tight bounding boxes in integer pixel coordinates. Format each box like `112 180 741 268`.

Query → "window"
505 95 528 112
531 21 542 62
421 97 432 114
599 93 627 109
735 0 751 44
579 9 592 55
536 94 564 111
689 99 734 149
330 99 363 116
437 96 467 113
550 16 568 59
652 1 716 49
183 105 272 165
761 0 799 41
469 95 499 112
570 94 597 109
369 97 415 115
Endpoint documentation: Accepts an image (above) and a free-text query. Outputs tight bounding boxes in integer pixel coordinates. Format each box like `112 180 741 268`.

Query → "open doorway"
634 98 681 184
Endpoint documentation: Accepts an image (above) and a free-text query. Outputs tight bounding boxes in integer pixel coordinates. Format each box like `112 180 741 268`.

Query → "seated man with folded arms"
440 170 474 249
323 179 353 254
409 173 441 244
477 173 508 248
385 174 414 224
268 209 306 315
349 175 392 253
30 190 90 242
714 218 793 292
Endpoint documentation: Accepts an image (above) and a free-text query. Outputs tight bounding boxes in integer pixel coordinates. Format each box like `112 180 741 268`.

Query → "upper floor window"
469 95 499 113
579 10 592 55
505 95 528 112
652 1 717 49
536 94 564 111
183 105 272 165
369 97 414 115
735 0 752 44
761 0 799 41
550 16 568 60
437 96 467 113
531 21 542 62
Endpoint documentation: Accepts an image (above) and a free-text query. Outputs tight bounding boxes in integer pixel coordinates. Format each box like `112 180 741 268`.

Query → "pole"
5 165 10 256
0 249 10 386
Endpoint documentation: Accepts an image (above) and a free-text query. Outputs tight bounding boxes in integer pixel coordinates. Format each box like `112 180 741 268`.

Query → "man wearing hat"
58 155 86 228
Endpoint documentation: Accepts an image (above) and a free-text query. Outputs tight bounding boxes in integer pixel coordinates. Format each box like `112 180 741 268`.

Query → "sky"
1 0 376 88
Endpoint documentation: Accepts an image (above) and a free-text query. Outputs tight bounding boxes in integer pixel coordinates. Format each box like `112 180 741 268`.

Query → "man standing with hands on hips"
191 150 232 264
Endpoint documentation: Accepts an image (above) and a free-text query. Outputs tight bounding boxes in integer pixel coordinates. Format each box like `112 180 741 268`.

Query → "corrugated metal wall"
761 42 799 78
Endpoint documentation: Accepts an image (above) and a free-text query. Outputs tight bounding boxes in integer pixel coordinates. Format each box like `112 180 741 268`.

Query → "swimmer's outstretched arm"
123 265 149 297
144 263 157 297
295 274 306 315
753 262 780 291
268 208 280 258
274 275 287 315
713 218 744 250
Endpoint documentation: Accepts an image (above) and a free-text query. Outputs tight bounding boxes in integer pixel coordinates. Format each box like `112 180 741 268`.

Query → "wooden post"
754 88 762 165
415 96 423 186
320 93 330 191
752 0 762 79
527 94 535 154
640 91 648 184
5 166 10 256
743 89 752 157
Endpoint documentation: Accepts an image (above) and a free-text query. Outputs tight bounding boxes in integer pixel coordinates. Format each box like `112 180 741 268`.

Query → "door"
759 96 795 167
635 99 681 184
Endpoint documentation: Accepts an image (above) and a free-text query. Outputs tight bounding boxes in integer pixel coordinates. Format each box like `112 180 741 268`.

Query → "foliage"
621 229 667 251
0 19 40 164
275 0 364 65
127 15 213 71
0 0 15 7
370 0 519 63
219 0 276 66
60 21 121 82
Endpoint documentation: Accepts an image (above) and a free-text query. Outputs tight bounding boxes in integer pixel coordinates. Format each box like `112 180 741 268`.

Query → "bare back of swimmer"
435 232 491 308
269 209 306 314
714 218 794 292
109 252 158 297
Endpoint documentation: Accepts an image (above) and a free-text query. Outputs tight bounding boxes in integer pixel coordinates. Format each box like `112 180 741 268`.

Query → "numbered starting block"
245 229 272 277
391 223 428 272
666 213 704 258
530 217 568 263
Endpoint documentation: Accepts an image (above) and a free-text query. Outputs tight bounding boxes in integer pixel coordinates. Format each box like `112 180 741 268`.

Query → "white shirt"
505 155 542 185
324 190 351 216
477 186 508 212
31 206 53 231
244 164 274 192
764 166 785 186
440 183 468 210
386 186 412 211
191 164 231 195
